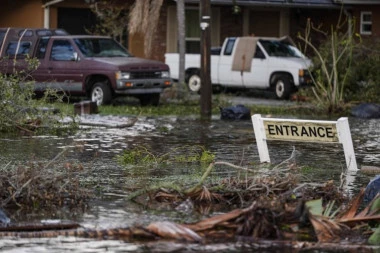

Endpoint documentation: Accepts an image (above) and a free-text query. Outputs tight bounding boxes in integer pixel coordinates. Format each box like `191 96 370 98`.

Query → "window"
360 11 372 35
36 37 49 59
259 40 301 58
50 40 75 61
223 38 236 55
185 9 201 53
254 46 265 59
5 41 32 57
0 31 5 49
73 38 130 57
18 30 33 37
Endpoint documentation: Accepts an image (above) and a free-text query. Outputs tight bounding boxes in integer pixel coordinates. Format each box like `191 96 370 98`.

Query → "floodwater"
0 112 379 252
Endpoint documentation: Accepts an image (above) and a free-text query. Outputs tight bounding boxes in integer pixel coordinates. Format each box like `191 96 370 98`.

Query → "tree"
87 1 129 47
129 0 164 58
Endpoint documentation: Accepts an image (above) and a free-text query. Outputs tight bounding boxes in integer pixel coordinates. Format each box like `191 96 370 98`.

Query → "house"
337 0 380 37
0 0 378 62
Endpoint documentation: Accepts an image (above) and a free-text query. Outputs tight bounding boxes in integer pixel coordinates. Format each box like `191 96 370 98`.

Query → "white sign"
252 114 358 172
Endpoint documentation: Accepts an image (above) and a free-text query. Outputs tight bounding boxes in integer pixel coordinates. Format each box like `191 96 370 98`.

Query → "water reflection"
0 115 379 251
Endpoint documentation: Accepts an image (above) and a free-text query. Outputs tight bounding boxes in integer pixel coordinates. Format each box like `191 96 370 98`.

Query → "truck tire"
139 93 160 106
187 72 201 93
274 75 293 99
91 82 112 105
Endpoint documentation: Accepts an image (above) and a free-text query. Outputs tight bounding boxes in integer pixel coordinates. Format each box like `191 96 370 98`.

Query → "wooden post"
252 114 271 163
199 0 212 120
336 117 358 172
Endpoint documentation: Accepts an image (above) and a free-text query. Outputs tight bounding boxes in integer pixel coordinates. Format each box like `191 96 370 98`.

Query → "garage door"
57 8 97 35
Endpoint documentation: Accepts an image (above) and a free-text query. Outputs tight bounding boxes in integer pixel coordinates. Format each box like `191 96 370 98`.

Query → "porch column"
42 0 65 28
279 9 290 37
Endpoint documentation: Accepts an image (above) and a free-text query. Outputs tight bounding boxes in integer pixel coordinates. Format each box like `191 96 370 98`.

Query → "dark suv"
0 28 172 105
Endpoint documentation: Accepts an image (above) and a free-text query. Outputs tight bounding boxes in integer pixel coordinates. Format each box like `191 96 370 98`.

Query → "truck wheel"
139 93 160 106
91 82 112 105
274 76 293 99
187 72 201 93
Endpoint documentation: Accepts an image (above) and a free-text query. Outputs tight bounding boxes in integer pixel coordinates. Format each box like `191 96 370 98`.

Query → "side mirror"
72 52 80 61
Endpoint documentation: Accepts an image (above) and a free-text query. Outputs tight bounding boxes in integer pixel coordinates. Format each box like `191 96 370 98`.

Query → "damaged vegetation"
117 146 380 250
0 58 76 134
0 149 92 212
1 144 380 251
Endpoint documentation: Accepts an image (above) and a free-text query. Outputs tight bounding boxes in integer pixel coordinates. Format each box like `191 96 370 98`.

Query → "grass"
49 91 329 118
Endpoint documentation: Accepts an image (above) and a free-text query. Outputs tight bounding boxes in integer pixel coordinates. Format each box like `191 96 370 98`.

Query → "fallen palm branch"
1 192 380 251
2 149 379 250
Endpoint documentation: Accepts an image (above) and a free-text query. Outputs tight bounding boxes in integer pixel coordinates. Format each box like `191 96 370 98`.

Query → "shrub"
0 57 76 133
297 17 356 113
345 38 380 103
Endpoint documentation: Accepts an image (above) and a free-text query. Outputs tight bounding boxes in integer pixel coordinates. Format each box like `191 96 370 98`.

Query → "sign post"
251 114 358 172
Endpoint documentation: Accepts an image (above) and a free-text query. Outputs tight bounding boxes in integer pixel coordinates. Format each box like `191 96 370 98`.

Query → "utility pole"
199 0 212 120
177 0 186 88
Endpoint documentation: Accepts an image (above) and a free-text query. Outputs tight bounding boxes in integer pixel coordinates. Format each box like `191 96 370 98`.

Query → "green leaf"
369 226 380 245
305 198 323 216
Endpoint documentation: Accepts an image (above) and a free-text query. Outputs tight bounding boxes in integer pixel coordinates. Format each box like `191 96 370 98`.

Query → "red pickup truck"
0 28 172 106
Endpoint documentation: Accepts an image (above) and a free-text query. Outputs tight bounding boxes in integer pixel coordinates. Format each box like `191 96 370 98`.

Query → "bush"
0 57 76 133
297 17 356 113
345 38 380 103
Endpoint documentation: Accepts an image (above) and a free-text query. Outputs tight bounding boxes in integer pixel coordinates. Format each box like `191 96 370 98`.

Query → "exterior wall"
219 7 244 41
288 8 343 46
0 0 43 28
165 3 221 52
351 5 380 37
1 1 378 63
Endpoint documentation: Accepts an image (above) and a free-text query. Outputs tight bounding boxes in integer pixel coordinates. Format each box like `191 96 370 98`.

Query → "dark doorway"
57 8 97 35
249 10 280 37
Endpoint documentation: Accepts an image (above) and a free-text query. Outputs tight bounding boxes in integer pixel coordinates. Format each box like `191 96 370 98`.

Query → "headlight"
116 71 131 80
161 71 170 78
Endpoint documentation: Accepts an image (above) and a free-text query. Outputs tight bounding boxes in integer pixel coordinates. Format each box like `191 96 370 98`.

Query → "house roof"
334 0 380 4
183 0 340 8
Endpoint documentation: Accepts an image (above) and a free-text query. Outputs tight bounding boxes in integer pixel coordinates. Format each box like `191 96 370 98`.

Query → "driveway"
224 94 296 107
187 90 299 107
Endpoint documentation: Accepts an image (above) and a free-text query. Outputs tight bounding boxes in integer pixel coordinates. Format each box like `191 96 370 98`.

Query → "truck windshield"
259 40 302 58
74 38 131 57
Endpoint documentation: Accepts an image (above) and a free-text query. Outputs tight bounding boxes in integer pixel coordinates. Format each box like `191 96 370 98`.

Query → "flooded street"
0 111 379 252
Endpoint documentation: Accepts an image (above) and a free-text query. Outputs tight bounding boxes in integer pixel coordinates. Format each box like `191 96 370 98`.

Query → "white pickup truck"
165 36 312 99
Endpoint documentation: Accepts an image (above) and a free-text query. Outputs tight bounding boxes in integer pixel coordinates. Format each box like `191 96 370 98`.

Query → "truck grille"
130 71 161 79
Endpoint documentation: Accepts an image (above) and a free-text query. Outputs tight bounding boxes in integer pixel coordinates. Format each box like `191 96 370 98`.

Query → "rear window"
223 38 236 56
5 41 32 57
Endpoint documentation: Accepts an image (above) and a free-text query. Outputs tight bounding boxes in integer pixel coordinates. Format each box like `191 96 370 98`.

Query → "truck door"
34 38 83 94
217 38 239 86
242 43 269 88
218 37 269 88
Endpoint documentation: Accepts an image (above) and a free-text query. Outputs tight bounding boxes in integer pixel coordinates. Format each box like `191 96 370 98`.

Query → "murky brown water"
0 114 379 252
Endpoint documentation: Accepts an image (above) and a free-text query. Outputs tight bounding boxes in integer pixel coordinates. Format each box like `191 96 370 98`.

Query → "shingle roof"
184 0 340 8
